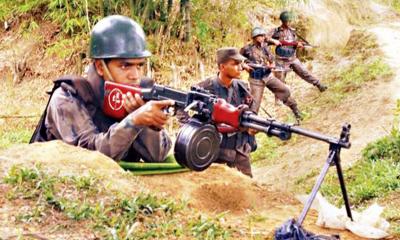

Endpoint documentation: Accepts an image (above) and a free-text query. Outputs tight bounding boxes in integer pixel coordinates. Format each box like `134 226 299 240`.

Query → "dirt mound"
138 164 299 215
193 183 258 213
0 141 146 194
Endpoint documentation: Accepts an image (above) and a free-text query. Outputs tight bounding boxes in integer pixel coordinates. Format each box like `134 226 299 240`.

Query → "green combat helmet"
89 15 151 59
251 27 267 38
279 11 294 22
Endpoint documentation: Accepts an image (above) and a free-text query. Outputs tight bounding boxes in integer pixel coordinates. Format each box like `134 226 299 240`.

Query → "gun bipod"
297 124 353 225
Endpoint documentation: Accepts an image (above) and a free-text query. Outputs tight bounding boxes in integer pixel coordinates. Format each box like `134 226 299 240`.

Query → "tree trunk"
181 0 191 42
103 0 111 16
98 0 104 17
167 0 173 13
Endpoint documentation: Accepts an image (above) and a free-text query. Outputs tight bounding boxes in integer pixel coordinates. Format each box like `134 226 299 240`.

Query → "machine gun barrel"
241 112 351 149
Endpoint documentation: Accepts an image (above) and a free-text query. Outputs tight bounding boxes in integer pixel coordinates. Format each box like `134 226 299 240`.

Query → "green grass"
3 164 232 239
307 30 393 107
294 100 400 235
321 151 400 206
294 127 400 237
318 57 394 106
250 133 282 166
296 127 400 206
383 203 400 237
0 124 33 150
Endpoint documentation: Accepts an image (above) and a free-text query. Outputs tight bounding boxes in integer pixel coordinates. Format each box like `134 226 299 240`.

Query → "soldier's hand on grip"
129 100 175 129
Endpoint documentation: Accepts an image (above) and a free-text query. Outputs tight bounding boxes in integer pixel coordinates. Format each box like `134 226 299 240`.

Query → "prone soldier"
30 15 174 162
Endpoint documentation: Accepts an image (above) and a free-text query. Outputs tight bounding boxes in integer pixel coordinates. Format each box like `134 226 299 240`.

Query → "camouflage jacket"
269 26 297 58
32 64 171 162
240 43 275 64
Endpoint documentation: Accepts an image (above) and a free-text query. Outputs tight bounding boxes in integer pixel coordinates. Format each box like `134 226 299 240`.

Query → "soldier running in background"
241 27 303 123
268 11 328 92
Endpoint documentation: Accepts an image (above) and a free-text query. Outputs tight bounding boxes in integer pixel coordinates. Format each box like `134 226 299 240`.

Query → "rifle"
105 80 353 228
279 31 318 49
247 62 288 75
279 39 317 49
246 63 273 80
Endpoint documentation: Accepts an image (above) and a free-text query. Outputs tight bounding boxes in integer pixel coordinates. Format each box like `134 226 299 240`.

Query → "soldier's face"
282 21 291 27
220 59 242 79
254 35 265 44
95 58 146 85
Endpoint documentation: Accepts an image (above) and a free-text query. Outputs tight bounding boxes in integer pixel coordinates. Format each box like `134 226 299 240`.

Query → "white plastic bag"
296 194 390 239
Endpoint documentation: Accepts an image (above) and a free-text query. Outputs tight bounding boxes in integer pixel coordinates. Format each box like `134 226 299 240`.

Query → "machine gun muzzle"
241 112 351 149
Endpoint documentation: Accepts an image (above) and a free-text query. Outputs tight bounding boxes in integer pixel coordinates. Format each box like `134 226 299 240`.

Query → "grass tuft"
2 164 232 239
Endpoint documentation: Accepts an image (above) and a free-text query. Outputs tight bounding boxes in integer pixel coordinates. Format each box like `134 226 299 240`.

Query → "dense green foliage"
0 0 252 63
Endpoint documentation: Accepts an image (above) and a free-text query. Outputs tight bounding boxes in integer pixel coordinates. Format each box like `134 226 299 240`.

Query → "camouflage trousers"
248 74 299 116
215 143 253 177
274 57 320 86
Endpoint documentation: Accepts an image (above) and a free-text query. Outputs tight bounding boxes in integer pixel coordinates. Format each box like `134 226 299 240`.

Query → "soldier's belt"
250 68 271 80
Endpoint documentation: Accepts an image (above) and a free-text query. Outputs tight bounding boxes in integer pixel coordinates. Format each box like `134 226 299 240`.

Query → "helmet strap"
100 59 115 82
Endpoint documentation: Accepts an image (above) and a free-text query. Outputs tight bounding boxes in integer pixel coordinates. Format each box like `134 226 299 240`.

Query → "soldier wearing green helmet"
279 11 293 22
30 15 173 163
240 27 303 123
268 11 328 92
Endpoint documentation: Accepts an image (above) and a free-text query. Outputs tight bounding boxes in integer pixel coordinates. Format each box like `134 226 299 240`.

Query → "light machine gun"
104 80 354 233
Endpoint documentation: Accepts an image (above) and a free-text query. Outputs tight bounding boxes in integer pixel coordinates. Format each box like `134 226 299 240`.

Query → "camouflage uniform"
240 43 301 118
195 76 256 177
31 64 171 162
269 26 325 90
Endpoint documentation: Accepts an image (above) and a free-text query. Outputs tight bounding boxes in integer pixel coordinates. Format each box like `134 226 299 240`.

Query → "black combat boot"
317 83 328 92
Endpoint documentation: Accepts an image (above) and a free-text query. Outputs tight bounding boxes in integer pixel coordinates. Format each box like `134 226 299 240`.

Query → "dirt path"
253 18 400 190
370 21 400 100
